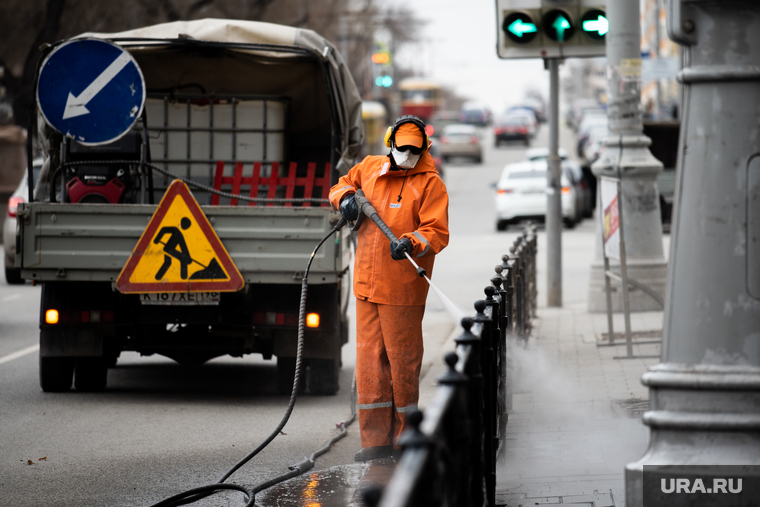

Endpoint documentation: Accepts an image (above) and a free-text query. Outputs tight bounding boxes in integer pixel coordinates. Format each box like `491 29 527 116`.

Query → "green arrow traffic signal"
542 9 576 43
583 16 608 35
552 15 571 42
508 19 537 38
503 12 539 44
581 9 608 40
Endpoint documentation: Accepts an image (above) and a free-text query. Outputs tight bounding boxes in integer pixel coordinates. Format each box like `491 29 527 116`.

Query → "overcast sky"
391 0 550 113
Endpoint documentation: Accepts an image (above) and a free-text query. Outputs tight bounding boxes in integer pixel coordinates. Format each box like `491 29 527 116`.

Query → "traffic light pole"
546 57 562 307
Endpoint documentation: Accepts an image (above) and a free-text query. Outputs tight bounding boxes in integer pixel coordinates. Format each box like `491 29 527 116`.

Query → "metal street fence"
365 225 538 507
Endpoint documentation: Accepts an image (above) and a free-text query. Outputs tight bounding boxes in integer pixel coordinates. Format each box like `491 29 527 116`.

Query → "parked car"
569 99 605 131
493 115 531 146
428 140 445 177
505 107 538 137
429 110 461 138
494 160 578 231
524 147 592 219
510 100 546 123
524 146 568 161
4 160 42 284
460 101 491 127
577 115 608 157
439 124 483 163
582 126 609 164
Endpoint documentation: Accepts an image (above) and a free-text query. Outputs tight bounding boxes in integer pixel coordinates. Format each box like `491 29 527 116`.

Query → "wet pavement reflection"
256 460 398 507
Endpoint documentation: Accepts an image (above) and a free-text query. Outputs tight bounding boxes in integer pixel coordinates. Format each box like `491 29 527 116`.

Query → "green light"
552 15 571 42
503 12 539 44
580 10 608 41
583 16 608 36
375 76 393 87
542 9 576 43
508 19 537 38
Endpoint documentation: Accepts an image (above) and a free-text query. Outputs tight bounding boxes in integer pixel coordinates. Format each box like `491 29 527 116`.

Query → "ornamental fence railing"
364 224 538 507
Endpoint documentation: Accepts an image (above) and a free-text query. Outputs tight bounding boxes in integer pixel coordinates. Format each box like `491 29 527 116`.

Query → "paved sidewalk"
494 220 667 506
496 304 662 507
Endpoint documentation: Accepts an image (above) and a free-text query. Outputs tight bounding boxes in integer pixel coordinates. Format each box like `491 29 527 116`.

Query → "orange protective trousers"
356 299 425 448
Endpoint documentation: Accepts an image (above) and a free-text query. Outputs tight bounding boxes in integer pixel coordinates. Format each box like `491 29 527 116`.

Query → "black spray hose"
147 217 351 507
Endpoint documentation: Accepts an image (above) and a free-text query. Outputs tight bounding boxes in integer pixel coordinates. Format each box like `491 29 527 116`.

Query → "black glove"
390 238 412 261
339 193 359 221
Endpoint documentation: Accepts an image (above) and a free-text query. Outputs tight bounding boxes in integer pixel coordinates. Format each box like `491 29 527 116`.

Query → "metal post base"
588 134 667 313
625 363 760 506
588 259 668 312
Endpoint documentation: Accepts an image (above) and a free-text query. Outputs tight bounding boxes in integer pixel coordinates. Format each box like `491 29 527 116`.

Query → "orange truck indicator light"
45 309 59 324
306 313 320 328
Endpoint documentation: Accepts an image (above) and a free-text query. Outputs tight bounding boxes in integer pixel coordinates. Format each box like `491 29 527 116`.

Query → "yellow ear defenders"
384 115 429 154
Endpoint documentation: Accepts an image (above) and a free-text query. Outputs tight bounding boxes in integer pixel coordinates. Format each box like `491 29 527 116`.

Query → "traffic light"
372 51 391 65
496 1 607 59
503 12 539 43
375 75 393 87
542 9 575 42
580 8 608 40
371 42 394 88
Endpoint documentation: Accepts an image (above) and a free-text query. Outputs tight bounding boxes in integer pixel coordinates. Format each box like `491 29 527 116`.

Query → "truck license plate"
139 292 221 306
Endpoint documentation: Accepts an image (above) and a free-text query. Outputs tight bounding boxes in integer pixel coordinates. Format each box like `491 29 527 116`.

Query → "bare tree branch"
14 0 67 129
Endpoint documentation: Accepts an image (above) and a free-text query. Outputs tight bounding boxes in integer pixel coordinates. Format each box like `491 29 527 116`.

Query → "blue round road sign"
37 39 145 146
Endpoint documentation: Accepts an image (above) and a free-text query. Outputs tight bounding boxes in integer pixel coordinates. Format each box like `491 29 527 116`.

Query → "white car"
524 146 568 162
524 147 592 218
4 161 42 284
494 160 578 231
583 126 610 164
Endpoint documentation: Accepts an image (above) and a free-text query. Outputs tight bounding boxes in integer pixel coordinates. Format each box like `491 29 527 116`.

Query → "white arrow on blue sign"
37 39 145 146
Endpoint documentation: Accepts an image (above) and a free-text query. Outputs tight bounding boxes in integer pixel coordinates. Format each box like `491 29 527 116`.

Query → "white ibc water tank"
145 98 286 181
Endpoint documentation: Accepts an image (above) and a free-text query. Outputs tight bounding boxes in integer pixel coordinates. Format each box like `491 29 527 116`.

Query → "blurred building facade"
640 0 681 120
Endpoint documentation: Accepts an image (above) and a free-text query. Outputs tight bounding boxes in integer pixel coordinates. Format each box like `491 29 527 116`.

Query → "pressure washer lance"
353 190 426 278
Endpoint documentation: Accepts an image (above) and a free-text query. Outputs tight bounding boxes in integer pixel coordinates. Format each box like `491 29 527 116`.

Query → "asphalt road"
0 123 581 507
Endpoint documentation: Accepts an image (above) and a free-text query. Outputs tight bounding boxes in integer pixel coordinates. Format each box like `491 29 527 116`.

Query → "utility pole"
625 2 760 505
546 58 562 307
587 0 667 313
653 0 663 118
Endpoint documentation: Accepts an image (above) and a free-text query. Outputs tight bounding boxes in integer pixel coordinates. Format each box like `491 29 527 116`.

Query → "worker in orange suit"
329 115 449 462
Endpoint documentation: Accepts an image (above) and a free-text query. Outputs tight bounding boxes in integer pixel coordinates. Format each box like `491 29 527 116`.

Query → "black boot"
354 446 394 462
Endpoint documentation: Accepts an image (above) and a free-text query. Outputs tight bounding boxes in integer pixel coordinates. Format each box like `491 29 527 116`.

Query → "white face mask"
391 146 421 169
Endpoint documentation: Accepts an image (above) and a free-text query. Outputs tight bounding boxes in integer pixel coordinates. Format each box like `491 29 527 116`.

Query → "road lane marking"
0 345 39 366
2 294 22 303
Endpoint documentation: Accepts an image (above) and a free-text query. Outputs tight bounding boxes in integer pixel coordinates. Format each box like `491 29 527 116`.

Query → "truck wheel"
39 356 74 392
74 358 108 392
4 267 23 285
308 358 340 396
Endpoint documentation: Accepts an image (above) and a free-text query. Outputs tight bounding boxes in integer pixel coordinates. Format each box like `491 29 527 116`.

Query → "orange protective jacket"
330 153 449 306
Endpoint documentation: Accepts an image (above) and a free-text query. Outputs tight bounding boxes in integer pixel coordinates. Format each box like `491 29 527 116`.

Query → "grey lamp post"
587 0 668 313
625 1 760 505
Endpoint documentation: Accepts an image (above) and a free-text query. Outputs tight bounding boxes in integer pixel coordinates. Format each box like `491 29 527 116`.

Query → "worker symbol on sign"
153 216 226 280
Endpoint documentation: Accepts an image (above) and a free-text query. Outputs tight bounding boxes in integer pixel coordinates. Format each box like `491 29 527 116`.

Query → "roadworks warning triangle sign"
116 180 244 293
